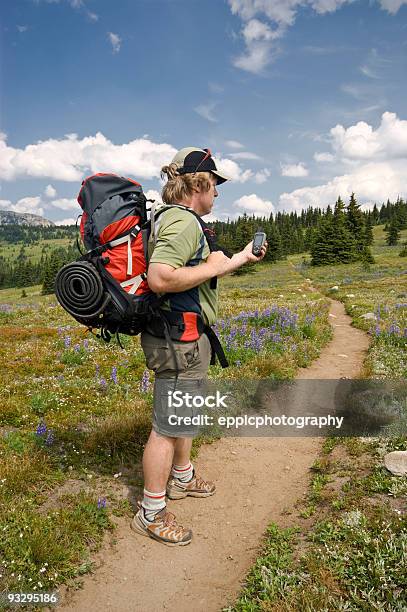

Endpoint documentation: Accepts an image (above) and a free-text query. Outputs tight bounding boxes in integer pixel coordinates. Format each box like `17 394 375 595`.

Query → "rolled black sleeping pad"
55 260 110 321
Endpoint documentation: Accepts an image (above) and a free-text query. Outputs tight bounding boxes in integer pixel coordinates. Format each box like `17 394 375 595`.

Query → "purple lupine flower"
388 323 400 335
111 367 118 384
97 498 107 509
140 370 150 393
45 430 55 446
57 327 63 335
73 344 80 353
64 336 71 349
95 365 100 379
36 421 47 436
99 377 107 391
374 325 381 337
83 339 89 350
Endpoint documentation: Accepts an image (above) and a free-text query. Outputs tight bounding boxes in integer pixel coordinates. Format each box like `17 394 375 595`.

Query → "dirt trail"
58 299 370 612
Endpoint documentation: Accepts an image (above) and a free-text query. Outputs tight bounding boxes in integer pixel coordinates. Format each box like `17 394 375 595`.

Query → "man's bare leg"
143 429 177 492
173 437 193 467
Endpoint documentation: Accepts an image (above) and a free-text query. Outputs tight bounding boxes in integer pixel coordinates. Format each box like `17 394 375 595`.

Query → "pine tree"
385 219 400 246
346 193 365 249
304 226 315 251
332 197 356 263
363 216 374 246
263 223 282 262
310 218 337 265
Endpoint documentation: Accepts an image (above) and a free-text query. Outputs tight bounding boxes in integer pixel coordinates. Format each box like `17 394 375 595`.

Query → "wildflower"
99 377 107 391
97 497 107 509
388 323 400 335
45 430 55 446
111 366 118 384
140 369 150 393
64 336 71 348
36 421 47 436
73 343 81 353
83 339 89 349
95 364 100 378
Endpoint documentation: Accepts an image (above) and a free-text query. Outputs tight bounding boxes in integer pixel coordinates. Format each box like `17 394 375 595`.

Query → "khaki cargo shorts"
140 331 211 438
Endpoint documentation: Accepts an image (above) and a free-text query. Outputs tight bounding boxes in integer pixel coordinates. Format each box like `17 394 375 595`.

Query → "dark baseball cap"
171 147 229 184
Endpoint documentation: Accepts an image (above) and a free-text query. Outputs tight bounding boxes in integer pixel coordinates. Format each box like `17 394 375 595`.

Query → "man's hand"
242 240 268 263
206 251 232 277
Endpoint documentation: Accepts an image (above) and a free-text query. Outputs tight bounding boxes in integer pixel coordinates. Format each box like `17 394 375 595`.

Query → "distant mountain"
0 210 54 227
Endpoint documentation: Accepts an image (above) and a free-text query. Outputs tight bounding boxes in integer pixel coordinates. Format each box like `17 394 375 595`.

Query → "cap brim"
211 170 229 185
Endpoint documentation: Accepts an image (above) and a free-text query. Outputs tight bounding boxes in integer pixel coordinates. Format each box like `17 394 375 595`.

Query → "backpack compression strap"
150 203 224 289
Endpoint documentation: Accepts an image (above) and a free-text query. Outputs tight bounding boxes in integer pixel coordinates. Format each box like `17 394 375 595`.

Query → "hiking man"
131 147 267 546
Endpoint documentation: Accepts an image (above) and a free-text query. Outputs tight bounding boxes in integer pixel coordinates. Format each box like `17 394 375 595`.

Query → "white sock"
171 462 194 483
141 488 166 522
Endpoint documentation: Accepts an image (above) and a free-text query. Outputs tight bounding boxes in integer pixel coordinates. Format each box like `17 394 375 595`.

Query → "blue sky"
1 0 407 223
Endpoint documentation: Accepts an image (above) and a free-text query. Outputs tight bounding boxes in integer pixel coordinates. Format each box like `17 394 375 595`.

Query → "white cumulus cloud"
378 0 407 13
145 189 163 204
314 152 335 162
330 111 407 160
194 102 218 123
235 193 275 216
108 32 121 53
215 156 253 183
230 151 261 160
254 168 271 183
228 0 406 74
50 198 80 211
225 140 244 149
44 184 57 198
56 218 76 225
279 159 407 212
283 112 407 211
0 196 44 216
281 162 309 177
0 132 177 182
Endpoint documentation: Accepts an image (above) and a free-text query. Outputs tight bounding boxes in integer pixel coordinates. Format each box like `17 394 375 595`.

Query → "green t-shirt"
149 205 218 326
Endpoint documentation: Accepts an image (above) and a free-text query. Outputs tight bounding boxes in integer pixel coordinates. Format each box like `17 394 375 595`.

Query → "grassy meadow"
0 223 406 609
0 257 332 603
0 238 74 265
228 224 407 612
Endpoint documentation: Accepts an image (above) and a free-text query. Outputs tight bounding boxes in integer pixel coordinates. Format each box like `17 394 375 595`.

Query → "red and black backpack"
55 173 228 367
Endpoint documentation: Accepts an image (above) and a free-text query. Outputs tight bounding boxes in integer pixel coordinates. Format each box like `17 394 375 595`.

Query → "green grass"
0 238 73 265
227 437 407 612
226 233 407 612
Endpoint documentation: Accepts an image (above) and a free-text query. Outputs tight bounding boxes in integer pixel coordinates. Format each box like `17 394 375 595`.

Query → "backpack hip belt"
146 310 228 368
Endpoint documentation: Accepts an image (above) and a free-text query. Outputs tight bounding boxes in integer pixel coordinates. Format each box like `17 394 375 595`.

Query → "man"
131 147 267 546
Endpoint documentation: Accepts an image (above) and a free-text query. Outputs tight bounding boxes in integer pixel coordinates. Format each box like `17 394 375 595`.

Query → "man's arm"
147 242 267 293
147 255 224 293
